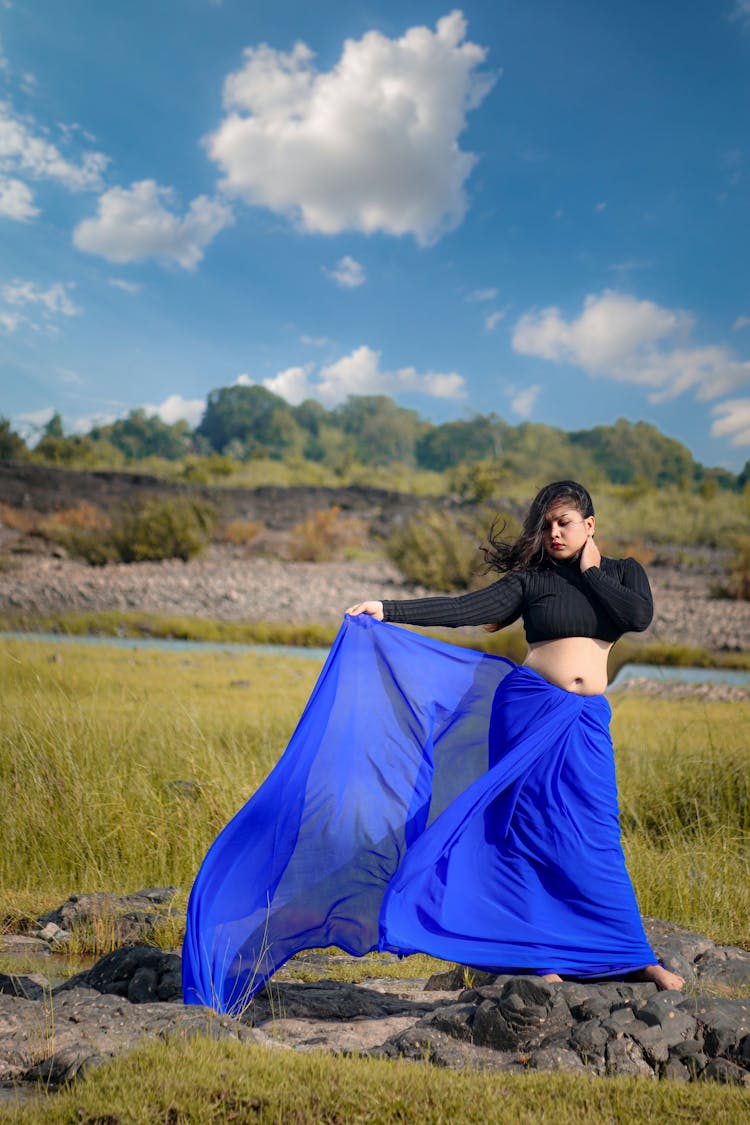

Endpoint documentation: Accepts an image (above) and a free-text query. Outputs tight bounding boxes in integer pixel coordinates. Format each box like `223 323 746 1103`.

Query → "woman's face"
542 502 595 561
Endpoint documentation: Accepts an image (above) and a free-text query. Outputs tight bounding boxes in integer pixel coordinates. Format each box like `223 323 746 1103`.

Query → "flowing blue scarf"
183 615 654 1013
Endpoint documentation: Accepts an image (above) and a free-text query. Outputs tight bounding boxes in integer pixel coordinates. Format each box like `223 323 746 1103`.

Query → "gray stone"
529 1046 587 1073
421 1003 476 1042
424 965 503 991
0 935 50 956
248 979 436 1023
54 944 182 1003
700 1058 750 1086
626 1022 670 1067
605 1037 654 1078
601 1006 637 1035
378 1026 525 1072
695 947 750 988
34 922 70 946
662 1057 692 1082
643 918 716 964
0 986 268 1088
38 888 178 946
569 1018 609 1058
637 995 697 1046
471 978 573 1051
688 997 750 1058
0 973 47 1001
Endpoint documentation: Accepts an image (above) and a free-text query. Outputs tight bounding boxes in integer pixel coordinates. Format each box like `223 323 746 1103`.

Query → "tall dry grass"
0 639 748 949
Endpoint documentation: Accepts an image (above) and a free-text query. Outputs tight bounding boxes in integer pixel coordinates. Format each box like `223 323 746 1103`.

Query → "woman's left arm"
579 540 653 632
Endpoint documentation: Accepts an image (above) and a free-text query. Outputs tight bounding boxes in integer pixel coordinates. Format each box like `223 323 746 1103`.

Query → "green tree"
43 411 65 439
569 419 695 488
416 414 507 471
0 417 28 460
93 410 193 461
334 396 424 466
196 384 302 458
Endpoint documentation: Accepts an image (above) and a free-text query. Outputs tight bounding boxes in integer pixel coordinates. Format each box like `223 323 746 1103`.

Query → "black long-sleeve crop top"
381 555 653 644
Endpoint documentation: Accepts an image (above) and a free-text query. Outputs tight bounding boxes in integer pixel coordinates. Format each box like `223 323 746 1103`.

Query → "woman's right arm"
347 573 525 629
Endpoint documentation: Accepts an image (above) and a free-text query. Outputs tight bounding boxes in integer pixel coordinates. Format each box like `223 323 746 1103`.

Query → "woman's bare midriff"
523 637 613 695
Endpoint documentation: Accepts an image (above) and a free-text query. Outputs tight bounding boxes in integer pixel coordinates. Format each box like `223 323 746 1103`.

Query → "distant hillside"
2 388 748 490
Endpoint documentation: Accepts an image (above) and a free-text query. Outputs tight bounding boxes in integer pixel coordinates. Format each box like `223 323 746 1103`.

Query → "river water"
2 631 748 689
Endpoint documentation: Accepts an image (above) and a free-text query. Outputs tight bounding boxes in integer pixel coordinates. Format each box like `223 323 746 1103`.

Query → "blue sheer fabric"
182 614 654 1012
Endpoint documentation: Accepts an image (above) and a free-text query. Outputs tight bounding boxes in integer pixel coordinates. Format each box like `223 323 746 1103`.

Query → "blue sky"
1 0 750 469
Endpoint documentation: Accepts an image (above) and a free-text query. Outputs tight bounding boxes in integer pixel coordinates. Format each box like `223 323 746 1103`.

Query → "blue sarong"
182 614 654 1012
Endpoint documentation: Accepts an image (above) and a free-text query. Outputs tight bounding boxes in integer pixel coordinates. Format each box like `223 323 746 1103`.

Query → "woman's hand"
346 600 384 620
579 533 601 572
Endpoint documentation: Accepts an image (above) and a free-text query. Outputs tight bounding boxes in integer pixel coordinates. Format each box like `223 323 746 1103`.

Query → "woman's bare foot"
540 973 563 982
632 964 685 991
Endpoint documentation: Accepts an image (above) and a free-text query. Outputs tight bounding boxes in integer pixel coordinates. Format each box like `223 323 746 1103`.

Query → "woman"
183 480 682 1012
347 480 683 991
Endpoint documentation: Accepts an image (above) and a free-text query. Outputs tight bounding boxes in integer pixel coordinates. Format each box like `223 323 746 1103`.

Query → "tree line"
2 383 748 491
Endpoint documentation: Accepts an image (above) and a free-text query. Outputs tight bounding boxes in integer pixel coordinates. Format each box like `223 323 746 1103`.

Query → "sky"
1 0 750 470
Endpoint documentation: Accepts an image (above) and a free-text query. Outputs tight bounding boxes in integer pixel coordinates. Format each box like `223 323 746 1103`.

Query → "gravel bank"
1 539 748 652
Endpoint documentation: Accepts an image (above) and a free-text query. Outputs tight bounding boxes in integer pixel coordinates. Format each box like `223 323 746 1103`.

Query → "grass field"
0 636 749 1120
4 1039 750 1124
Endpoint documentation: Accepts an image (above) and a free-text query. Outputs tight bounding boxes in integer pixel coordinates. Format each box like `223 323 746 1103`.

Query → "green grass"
0 609 339 647
2 609 749 673
4 1038 750 1124
1 637 749 951
2 638 750 1118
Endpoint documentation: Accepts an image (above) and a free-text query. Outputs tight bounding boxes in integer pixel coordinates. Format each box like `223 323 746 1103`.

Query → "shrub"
725 536 750 600
385 508 504 591
288 506 368 562
39 497 216 565
0 502 37 534
112 497 216 562
38 502 116 564
220 518 264 546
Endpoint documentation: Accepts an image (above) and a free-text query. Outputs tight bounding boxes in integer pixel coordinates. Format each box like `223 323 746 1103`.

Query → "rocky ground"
1 536 749 654
1 891 750 1094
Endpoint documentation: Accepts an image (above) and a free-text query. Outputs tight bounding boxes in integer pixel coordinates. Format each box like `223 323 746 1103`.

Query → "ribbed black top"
382 555 653 644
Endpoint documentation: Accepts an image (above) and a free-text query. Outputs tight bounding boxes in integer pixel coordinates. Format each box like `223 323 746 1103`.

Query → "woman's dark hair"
482 480 595 574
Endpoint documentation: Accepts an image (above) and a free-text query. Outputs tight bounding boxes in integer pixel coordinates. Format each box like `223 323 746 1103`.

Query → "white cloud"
467 287 497 302
509 384 541 419
3 278 81 317
316 344 465 404
514 291 685 371
0 100 108 191
73 180 234 269
0 309 21 332
324 255 366 288
142 393 206 427
730 1 750 25
484 308 507 331
68 411 119 435
732 314 750 330
58 367 83 385
512 290 750 405
17 406 54 431
609 259 654 273
262 364 315 404
300 334 332 347
206 10 496 245
108 278 143 295
594 201 607 213
711 399 750 446
239 346 466 406
0 175 38 220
